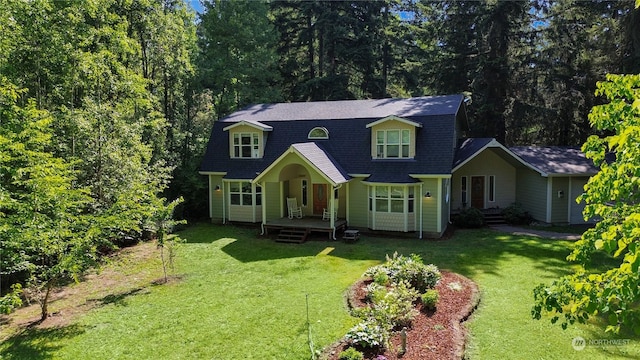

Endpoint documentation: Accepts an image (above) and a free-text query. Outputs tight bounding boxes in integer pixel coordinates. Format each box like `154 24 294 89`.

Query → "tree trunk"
40 282 53 321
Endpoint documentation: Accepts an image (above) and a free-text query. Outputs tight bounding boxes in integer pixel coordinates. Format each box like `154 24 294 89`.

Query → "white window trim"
461 176 468 206
232 132 260 158
308 127 329 139
368 185 415 214
229 181 262 206
488 175 495 202
375 129 411 159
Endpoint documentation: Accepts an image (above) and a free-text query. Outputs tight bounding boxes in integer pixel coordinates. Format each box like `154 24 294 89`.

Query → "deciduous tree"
532 74 640 334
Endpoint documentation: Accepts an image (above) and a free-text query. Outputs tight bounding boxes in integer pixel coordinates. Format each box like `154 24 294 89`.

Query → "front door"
313 184 327 215
471 176 485 209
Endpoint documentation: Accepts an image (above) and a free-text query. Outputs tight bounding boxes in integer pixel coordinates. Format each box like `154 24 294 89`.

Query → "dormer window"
233 133 260 158
367 115 420 160
223 120 272 159
308 127 329 139
376 129 410 158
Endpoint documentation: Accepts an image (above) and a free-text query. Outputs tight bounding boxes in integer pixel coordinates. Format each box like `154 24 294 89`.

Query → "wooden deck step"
276 228 309 243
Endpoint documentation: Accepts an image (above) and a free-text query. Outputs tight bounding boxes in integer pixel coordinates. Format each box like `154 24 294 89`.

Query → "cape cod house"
199 95 596 239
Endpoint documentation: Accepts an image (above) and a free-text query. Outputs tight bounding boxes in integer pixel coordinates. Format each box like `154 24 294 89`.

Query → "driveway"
490 225 582 240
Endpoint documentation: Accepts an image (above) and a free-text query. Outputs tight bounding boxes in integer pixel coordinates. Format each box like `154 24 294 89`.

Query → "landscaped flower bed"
322 253 480 360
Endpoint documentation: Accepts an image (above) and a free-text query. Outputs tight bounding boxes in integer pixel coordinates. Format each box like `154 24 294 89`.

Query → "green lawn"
1 223 639 359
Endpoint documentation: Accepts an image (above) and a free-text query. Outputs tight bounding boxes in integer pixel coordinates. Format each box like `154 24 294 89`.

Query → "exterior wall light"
215 185 221 192
424 191 431 198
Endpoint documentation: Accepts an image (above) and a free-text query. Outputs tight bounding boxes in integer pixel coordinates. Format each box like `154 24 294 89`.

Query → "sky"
189 0 204 14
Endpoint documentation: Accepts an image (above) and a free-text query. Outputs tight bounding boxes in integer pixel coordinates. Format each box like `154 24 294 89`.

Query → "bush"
355 281 419 330
364 282 386 303
454 207 485 228
338 347 364 360
501 203 532 225
421 289 439 310
364 252 441 293
345 319 389 349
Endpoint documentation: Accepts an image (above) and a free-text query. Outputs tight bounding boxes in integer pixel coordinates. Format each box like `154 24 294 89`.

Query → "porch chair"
287 197 303 219
322 207 337 221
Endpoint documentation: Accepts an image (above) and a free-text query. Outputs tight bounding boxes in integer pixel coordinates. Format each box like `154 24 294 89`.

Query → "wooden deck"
262 217 348 240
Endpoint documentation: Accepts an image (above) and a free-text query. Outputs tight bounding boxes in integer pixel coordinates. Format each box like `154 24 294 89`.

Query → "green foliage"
352 254 440 350
454 207 485 228
532 74 640 334
0 80 105 319
421 289 439 311
0 284 23 314
338 347 364 360
345 319 388 350
364 282 386 303
363 252 441 293
149 197 187 283
198 0 281 117
355 280 419 330
501 203 532 225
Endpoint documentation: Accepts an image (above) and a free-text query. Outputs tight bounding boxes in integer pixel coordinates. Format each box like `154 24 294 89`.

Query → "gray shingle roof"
200 96 465 182
509 146 598 175
220 95 463 122
453 138 494 169
290 142 349 185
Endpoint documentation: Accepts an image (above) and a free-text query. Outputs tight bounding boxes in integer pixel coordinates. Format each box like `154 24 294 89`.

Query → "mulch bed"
322 271 480 360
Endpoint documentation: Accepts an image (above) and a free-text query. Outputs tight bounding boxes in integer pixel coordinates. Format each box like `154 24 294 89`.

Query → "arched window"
308 127 329 139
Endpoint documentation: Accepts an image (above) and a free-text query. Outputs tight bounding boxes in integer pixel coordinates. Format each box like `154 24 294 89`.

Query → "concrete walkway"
490 225 582 240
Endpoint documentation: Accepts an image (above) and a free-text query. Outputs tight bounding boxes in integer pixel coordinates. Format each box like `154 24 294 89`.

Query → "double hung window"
233 133 260 158
376 130 410 158
369 185 415 213
229 182 261 205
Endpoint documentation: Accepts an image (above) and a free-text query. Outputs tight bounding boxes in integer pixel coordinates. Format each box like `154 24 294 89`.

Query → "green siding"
550 177 570 224
441 178 450 233
452 149 516 209
347 178 369 228
515 168 547 222
209 175 225 222
421 178 439 236
264 182 281 221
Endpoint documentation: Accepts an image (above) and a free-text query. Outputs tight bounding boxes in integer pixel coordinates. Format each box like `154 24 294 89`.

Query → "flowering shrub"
363 252 441 292
345 319 388 349
349 253 442 351
364 282 386 303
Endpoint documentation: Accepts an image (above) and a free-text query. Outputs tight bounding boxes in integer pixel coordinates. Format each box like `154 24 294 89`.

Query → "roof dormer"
223 120 272 159
366 115 421 159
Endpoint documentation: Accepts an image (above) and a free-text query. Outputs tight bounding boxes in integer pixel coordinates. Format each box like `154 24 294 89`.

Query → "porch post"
330 185 336 240
260 181 267 235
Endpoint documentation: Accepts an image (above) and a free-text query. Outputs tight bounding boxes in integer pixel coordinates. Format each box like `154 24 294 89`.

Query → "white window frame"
488 175 495 202
368 185 415 213
375 129 410 159
308 127 329 139
232 132 260 158
461 176 468 206
301 179 308 206
229 181 261 206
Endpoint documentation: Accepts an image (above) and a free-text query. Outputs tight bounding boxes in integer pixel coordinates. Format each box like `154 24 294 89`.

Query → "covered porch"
253 142 351 240
262 216 348 242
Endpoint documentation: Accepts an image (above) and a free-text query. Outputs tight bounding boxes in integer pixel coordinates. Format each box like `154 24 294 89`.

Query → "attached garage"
569 176 592 224
510 147 599 225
